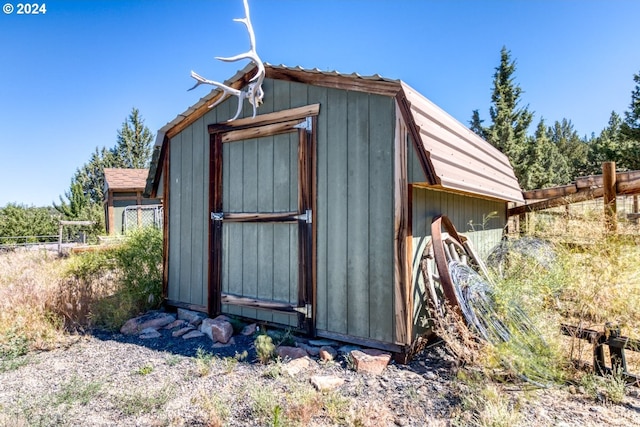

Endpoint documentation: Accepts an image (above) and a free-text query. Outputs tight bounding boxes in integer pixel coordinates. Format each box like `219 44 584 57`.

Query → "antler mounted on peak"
189 0 266 121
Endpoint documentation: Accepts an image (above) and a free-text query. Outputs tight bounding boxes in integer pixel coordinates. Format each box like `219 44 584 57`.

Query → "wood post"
603 162 617 233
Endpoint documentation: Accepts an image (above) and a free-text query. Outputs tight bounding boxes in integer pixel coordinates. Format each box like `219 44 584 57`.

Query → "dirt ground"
1 327 640 427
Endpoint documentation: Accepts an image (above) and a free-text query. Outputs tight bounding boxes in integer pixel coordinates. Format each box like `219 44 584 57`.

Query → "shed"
145 64 524 359
103 168 162 235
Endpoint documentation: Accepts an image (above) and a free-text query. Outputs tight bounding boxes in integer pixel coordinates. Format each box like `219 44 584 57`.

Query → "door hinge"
211 212 224 221
293 117 312 131
293 303 312 318
292 209 312 224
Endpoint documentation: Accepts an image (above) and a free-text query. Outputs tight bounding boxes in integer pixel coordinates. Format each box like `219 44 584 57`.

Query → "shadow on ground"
90 327 259 361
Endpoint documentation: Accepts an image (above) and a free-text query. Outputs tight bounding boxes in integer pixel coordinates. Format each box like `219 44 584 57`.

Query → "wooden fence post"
603 162 617 233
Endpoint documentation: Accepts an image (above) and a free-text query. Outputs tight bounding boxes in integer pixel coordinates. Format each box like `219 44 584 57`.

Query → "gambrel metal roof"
146 64 524 203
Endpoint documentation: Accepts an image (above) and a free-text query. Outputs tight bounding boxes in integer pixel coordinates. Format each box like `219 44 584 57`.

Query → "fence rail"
0 235 60 248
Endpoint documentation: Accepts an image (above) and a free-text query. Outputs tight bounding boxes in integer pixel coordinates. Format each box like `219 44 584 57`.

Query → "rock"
423 371 437 381
120 312 176 335
296 342 320 356
177 308 206 326
172 325 195 337
199 318 217 341
164 319 188 330
182 330 205 340
308 339 339 347
310 375 344 391
394 417 408 426
241 323 257 336
211 320 234 344
139 327 162 339
338 345 361 354
199 317 234 342
282 357 311 376
319 346 337 362
277 346 308 360
350 349 391 375
213 337 236 348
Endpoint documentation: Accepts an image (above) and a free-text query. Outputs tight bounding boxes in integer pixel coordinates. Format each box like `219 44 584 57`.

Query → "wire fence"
123 205 163 232
0 235 60 248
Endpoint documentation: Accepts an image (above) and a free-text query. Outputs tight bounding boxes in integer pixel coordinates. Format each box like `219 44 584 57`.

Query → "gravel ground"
1 328 639 426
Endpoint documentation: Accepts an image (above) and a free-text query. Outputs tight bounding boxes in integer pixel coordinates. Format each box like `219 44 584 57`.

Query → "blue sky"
1 0 639 207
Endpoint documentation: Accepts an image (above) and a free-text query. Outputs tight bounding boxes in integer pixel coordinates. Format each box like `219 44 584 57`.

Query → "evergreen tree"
621 71 640 170
585 110 640 174
54 182 104 236
622 71 640 141
73 146 117 205
54 182 91 220
113 108 154 169
469 47 535 185
469 109 488 139
482 47 534 183
521 119 569 190
547 118 587 179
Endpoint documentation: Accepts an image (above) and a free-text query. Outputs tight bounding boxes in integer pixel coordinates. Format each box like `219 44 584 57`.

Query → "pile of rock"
120 309 393 390
120 309 255 347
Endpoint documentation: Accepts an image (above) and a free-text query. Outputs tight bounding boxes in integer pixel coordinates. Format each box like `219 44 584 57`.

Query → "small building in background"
103 168 162 235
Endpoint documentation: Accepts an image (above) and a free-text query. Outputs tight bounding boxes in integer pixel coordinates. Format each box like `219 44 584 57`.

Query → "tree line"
471 47 640 191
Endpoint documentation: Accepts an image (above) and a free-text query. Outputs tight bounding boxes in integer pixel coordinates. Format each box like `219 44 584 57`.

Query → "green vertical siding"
167 110 216 306
410 185 506 337
315 89 396 343
167 79 397 341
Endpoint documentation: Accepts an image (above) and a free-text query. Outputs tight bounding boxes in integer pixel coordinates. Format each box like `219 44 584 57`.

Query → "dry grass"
0 228 162 359
524 208 640 373
432 206 640 424
0 250 69 355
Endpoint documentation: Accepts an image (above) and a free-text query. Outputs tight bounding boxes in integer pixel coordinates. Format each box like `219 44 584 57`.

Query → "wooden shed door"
208 107 317 331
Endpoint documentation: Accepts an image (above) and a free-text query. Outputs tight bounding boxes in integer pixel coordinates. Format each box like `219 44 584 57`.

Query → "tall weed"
0 250 67 355
0 226 163 355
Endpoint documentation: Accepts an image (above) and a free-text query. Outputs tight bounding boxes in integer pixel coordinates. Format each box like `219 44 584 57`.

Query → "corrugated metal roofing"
147 64 524 203
401 82 524 203
104 168 149 190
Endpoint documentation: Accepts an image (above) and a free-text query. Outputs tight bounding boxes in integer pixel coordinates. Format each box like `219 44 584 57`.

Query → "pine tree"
113 108 154 169
547 119 587 180
54 182 91 220
469 110 487 139
621 71 640 170
483 47 533 183
586 111 624 175
521 119 569 190
73 146 116 205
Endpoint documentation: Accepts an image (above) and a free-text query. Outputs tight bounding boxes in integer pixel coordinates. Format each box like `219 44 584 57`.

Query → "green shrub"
255 334 275 364
62 226 163 331
113 227 163 310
